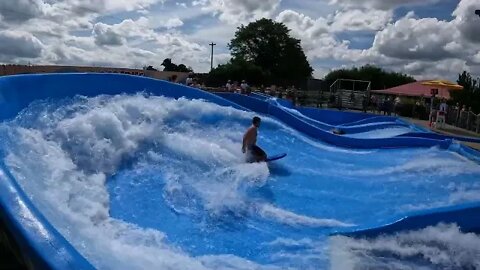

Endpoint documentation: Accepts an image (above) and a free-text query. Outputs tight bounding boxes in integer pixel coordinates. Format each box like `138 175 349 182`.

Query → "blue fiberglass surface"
2 93 480 269
1 74 480 269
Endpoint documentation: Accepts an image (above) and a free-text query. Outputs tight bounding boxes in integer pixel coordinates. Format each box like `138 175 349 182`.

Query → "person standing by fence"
436 99 448 129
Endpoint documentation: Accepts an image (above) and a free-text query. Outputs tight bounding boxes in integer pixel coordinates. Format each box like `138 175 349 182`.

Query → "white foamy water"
257 204 354 228
330 224 480 270
344 127 413 139
0 95 268 269
1 93 478 270
336 148 480 179
0 94 350 269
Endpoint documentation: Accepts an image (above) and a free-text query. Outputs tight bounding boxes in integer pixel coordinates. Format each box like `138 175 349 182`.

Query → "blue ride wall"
0 73 478 269
297 107 378 125
0 73 246 270
216 92 451 149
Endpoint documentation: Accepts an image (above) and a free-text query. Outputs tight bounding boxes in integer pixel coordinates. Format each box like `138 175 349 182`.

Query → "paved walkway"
403 117 480 150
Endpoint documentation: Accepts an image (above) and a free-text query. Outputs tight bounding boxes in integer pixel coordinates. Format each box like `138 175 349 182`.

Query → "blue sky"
0 0 479 80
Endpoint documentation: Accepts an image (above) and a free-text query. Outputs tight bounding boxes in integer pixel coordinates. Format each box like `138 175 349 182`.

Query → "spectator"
230 81 238 93
362 94 368 113
226 80 233 92
413 100 420 118
186 75 193 86
370 95 377 113
394 96 401 116
376 96 383 114
240 80 249 94
383 97 393 116
436 98 448 129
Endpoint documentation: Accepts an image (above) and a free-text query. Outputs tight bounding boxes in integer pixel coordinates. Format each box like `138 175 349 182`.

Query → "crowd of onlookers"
180 75 479 133
366 95 479 132
220 79 304 104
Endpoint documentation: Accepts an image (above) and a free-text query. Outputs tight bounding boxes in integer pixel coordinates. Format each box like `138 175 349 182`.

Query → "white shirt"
186 77 193 85
240 83 248 90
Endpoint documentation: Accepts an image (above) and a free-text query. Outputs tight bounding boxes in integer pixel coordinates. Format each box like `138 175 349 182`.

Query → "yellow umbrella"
421 80 464 90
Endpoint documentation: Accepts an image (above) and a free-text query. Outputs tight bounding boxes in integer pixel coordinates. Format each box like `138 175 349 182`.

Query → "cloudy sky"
0 0 479 80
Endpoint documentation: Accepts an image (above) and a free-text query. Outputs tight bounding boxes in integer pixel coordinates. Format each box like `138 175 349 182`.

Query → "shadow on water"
268 163 291 177
249 184 275 203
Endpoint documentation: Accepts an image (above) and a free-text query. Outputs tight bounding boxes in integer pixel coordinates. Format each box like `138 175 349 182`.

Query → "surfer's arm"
242 128 253 153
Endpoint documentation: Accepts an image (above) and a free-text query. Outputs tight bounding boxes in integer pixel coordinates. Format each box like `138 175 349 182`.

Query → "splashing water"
330 224 480 270
0 93 479 269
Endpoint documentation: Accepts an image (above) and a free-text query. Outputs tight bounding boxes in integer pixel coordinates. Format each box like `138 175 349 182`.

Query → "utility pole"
209 42 216 71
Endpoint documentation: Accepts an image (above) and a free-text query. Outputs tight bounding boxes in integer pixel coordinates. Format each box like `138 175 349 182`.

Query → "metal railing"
446 107 480 133
329 79 371 110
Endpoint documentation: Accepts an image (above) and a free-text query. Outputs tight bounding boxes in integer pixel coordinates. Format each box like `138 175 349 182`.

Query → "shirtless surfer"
242 116 267 162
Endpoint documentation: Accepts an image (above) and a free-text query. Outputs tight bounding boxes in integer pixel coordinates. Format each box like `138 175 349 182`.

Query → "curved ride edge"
338 116 399 127
330 201 480 238
0 73 248 122
0 73 253 269
449 143 480 163
296 106 379 126
250 92 294 108
216 93 452 150
296 113 411 134
0 161 96 270
224 93 417 134
397 131 480 144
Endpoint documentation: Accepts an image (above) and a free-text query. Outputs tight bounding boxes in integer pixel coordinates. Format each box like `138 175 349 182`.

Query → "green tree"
206 58 268 87
323 65 416 90
144 65 157 71
451 71 480 113
161 58 193 72
228 18 313 85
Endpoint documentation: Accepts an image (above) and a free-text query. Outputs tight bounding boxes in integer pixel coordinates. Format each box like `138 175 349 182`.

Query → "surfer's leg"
252 145 267 162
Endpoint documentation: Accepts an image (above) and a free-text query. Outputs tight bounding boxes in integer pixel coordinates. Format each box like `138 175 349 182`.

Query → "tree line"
452 71 480 113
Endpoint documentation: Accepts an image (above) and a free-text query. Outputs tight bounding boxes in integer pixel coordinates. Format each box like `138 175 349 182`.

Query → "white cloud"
0 0 478 80
60 0 164 14
371 15 459 61
330 9 392 31
472 52 480 64
276 10 374 63
92 17 162 46
0 30 44 60
329 0 441 10
0 0 46 22
275 2 480 80
100 0 164 11
277 10 329 39
453 0 480 43
213 53 231 66
195 0 281 24
93 23 125 46
176 2 187 8
402 58 469 80
159 17 184 29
